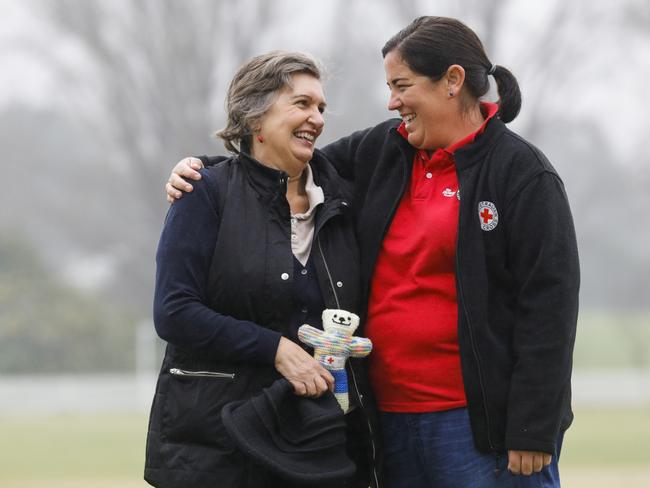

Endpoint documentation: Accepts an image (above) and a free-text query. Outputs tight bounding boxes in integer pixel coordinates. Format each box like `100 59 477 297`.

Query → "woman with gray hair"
145 51 379 487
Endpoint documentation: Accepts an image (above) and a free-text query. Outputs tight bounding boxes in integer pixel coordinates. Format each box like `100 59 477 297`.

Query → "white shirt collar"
292 164 324 220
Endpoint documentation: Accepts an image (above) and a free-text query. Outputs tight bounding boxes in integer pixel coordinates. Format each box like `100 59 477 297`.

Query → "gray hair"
216 51 323 153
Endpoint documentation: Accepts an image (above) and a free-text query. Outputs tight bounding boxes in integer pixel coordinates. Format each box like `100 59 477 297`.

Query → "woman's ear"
445 64 465 97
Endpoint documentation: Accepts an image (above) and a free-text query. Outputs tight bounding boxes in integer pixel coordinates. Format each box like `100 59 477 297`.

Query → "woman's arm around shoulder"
320 119 402 182
165 155 229 202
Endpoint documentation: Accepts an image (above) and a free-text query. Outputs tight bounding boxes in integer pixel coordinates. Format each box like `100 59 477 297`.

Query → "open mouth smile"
294 131 316 143
402 113 416 125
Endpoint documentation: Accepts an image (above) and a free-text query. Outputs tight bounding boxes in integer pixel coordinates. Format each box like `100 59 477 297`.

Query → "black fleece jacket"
318 116 580 455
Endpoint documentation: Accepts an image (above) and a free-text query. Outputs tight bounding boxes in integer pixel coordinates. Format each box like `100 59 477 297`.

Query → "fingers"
508 450 522 475
274 338 332 398
520 453 533 476
176 157 203 180
291 364 331 397
322 369 335 392
289 378 331 397
166 158 203 201
308 377 324 397
166 173 194 201
165 181 183 201
290 380 308 396
289 377 328 397
543 453 552 467
301 366 334 397
171 172 194 191
508 450 553 476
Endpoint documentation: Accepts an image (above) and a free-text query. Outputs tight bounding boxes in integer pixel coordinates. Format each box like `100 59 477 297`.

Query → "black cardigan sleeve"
153 168 282 364
504 171 580 453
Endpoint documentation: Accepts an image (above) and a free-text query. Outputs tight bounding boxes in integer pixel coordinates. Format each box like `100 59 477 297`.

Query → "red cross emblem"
327 356 334 364
480 208 493 224
478 201 499 231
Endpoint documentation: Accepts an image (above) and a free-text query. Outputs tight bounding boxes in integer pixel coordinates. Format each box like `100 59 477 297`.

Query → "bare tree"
27 0 276 313
17 0 650 320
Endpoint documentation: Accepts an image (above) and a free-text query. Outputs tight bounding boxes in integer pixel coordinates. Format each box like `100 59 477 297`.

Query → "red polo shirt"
366 103 498 412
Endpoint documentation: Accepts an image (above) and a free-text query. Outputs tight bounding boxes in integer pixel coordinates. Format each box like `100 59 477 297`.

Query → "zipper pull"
169 368 235 379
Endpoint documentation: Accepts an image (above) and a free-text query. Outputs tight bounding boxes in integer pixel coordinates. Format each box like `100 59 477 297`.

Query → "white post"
136 320 158 411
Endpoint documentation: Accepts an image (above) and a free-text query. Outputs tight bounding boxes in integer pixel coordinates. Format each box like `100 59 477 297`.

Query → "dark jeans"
380 408 562 488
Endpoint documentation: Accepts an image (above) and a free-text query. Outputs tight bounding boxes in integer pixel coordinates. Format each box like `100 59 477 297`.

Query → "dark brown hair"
382 16 521 123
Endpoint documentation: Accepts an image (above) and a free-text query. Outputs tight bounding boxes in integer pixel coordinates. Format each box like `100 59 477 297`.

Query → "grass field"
1 408 649 488
573 311 650 369
0 414 147 487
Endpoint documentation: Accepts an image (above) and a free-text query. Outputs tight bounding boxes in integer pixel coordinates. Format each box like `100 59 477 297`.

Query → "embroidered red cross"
327 356 334 364
480 208 493 224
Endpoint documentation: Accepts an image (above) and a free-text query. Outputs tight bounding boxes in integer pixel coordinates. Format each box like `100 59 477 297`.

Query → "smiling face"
384 50 456 151
252 73 326 175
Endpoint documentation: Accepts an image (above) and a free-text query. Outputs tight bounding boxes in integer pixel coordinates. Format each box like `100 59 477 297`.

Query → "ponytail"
491 65 521 123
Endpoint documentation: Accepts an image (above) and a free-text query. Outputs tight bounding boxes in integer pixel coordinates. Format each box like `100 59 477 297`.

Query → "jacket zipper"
455 184 496 453
169 368 235 379
317 236 380 488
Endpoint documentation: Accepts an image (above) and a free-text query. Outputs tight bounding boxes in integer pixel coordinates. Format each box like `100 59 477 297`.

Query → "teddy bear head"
321 309 360 335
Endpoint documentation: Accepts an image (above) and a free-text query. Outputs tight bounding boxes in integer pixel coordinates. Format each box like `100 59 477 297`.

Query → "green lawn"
0 414 149 486
562 408 650 466
0 408 648 487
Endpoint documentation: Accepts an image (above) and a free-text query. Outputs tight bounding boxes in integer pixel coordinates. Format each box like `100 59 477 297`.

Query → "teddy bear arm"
348 337 373 357
297 324 325 348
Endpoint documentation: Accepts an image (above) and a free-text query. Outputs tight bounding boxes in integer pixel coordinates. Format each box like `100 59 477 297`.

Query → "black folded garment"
221 378 356 483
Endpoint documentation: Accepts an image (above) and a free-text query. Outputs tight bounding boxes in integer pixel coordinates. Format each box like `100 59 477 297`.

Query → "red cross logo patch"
478 201 498 231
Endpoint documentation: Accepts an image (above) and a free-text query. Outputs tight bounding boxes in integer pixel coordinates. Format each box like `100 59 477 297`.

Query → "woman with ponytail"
167 16 579 488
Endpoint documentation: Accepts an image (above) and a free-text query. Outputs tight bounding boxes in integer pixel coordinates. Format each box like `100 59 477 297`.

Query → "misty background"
0 0 650 488
0 1 649 484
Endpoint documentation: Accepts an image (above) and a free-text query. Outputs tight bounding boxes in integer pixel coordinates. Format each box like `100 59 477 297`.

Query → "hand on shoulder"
166 157 204 203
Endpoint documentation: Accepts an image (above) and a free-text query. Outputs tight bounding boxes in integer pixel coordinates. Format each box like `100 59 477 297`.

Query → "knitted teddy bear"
298 309 372 412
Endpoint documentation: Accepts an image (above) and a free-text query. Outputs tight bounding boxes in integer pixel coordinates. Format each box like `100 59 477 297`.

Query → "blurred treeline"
1 0 649 373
